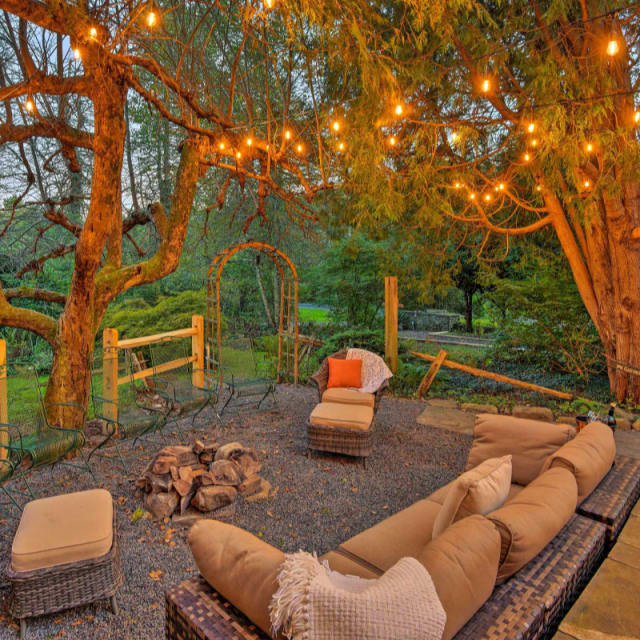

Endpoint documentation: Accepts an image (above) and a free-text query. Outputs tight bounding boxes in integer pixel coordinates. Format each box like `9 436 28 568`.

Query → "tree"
0 0 336 426
452 251 483 333
294 1 640 402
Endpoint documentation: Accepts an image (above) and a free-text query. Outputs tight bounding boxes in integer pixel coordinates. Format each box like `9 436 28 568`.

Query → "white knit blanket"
346 348 393 393
269 552 446 640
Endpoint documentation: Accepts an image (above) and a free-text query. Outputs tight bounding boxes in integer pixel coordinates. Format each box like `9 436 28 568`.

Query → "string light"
24 98 34 113
607 39 619 55
394 104 404 116
481 78 490 93
584 179 591 188
284 129 292 140
264 0 274 8
635 111 640 124
296 143 303 153
527 122 535 133
246 137 252 146
73 48 81 60
218 142 225 151
469 192 476 200
536 185 542 191
530 138 538 147
338 142 345 151
450 131 458 142
147 11 157 27
586 142 594 153
498 183 505 190
89 27 97 38
454 182 462 189
484 193 492 202
388 136 396 146
332 120 340 132
523 152 531 162
236 151 241 159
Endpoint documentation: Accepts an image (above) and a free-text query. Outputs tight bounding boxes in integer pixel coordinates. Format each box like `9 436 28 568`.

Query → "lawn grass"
298 307 330 323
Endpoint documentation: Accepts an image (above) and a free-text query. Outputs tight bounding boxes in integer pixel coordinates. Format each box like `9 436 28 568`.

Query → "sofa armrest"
187 520 284 636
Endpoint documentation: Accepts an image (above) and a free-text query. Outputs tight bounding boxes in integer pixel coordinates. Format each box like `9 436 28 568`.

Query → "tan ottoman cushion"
321 387 375 408
310 402 373 431
11 489 113 573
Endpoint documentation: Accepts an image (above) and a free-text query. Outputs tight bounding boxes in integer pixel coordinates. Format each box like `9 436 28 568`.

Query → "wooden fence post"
0 339 7 460
385 276 398 373
417 349 448 398
192 315 205 387
103 329 119 425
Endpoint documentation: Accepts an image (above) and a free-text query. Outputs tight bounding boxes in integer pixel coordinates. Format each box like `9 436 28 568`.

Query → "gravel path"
0 385 471 639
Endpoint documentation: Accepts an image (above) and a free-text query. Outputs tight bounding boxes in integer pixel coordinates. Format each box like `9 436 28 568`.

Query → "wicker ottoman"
308 401 374 466
7 489 123 639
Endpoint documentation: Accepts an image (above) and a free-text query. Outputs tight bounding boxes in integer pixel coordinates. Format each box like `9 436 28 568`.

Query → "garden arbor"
206 242 299 385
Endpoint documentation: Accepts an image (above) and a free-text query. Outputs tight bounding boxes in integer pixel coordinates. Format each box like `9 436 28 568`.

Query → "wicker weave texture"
578 454 640 545
7 510 123 620
166 576 269 640
307 419 374 458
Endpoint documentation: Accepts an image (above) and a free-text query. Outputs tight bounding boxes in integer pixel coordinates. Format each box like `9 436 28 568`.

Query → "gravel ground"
0 385 471 639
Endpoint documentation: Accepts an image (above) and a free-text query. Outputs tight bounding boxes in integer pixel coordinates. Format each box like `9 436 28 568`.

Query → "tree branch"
0 283 57 344
4 286 66 304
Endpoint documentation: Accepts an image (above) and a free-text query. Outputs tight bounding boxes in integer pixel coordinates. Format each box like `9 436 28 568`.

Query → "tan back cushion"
467 414 575 485
432 455 512 538
541 420 615 504
489 467 577 583
188 520 284 634
418 515 501 640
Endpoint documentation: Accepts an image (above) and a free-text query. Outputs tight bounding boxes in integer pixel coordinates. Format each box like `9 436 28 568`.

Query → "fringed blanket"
269 552 446 640
346 348 393 394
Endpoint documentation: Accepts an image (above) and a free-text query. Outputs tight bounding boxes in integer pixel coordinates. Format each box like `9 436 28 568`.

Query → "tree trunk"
464 290 473 333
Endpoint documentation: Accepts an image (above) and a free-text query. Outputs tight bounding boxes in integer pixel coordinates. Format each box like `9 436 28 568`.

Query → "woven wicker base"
7 511 123 624
578 455 640 546
307 420 374 460
166 575 269 640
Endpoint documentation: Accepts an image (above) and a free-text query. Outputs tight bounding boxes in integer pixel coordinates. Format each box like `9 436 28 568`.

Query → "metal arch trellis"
205 242 299 385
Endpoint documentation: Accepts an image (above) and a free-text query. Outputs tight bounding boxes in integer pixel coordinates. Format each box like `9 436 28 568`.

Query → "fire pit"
136 440 271 521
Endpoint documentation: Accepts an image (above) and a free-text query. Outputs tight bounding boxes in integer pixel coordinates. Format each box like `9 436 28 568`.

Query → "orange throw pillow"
327 358 362 389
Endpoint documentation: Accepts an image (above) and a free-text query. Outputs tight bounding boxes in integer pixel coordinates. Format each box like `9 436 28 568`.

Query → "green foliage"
316 327 385 360
101 290 213 340
487 252 604 380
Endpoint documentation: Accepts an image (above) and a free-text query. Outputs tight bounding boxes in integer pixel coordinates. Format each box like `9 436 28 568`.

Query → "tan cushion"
505 483 526 504
426 478 456 506
339 498 441 572
188 520 284 635
541 420 615 504
432 456 512 538
310 402 373 431
321 387 375 408
11 489 113 573
467 414 575 485
418 515 501 640
489 467 577 583
320 550 381 579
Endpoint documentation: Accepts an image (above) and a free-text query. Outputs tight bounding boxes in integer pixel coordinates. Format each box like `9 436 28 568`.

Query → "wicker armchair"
309 350 388 412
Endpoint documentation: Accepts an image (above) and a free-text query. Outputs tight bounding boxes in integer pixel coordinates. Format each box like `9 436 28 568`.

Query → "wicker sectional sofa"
167 415 640 640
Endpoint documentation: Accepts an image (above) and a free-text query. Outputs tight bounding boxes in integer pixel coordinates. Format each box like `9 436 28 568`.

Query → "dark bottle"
607 403 617 432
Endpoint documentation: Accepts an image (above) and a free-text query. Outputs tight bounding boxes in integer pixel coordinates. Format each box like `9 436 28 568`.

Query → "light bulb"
236 151 241 159
389 136 396 146
219 142 225 151
586 142 593 153
523 152 530 162
246 137 252 146
395 104 403 116
264 0 274 8
73 48 81 60
25 98 34 112
469 192 476 200
284 130 291 140
536 185 542 191
484 193 491 202
481 78 490 93
450 131 458 142
338 142 345 151
454 182 461 189
584 179 591 188
332 120 340 132
527 122 535 133
89 27 97 38
296 144 303 153
531 139 538 147
147 11 156 27
498 183 505 191
607 39 619 56
635 111 640 124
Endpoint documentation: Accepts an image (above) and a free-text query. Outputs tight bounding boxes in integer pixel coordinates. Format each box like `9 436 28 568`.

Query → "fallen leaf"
149 569 164 581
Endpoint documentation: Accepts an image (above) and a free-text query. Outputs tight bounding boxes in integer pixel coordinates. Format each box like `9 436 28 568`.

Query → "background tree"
0 0 337 425
293 0 640 402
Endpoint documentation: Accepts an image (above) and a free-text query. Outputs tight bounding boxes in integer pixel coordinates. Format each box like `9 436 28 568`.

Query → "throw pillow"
327 357 362 389
432 455 512 538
